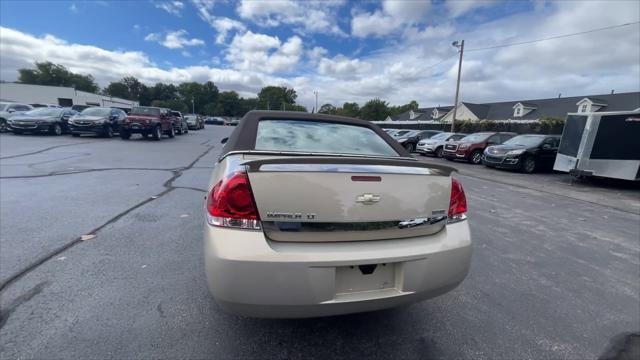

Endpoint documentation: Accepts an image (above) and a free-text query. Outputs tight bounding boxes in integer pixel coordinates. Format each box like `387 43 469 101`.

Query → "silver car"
204 111 472 318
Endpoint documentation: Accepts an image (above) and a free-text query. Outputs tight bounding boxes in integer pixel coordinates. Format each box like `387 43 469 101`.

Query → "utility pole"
451 40 464 132
191 96 195 114
313 90 318 113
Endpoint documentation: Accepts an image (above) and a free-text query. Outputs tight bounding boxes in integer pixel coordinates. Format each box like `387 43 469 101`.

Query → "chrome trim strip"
262 216 447 242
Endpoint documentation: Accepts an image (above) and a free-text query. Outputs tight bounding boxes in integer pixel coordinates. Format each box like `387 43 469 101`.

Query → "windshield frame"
24 108 63 117
502 135 546 147
79 107 112 117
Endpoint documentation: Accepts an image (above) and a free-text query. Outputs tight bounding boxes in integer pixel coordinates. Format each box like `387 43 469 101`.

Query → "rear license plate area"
335 263 396 294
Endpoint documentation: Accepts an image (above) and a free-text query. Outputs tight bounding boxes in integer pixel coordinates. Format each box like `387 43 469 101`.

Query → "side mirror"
221 137 228 144
7 109 15 113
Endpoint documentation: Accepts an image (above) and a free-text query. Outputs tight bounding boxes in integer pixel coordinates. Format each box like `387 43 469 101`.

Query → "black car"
482 134 561 173
69 107 127 137
395 129 443 152
8 107 77 135
205 117 225 125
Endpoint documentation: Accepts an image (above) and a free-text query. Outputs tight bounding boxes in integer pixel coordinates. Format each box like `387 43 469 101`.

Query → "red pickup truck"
120 106 175 140
443 132 516 164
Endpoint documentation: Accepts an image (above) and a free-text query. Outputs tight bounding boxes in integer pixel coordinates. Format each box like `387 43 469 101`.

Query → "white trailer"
554 110 640 181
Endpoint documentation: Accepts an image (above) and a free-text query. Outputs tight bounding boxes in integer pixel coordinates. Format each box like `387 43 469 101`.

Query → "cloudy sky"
0 0 638 110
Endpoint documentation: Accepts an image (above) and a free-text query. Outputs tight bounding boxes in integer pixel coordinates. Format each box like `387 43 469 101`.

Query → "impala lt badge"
356 193 381 205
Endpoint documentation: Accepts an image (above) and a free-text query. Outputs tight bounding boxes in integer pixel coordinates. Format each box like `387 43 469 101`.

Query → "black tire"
50 123 62 136
167 125 175 138
435 147 444 158
72 133 81 137
184 126 188 134
445 157 453 161
176 125 183 135
152 125 162 141
404 143 415 152
469 150 483 164
522 156 537 173
0 119 6 133
103 125 113 138
120 130 131 140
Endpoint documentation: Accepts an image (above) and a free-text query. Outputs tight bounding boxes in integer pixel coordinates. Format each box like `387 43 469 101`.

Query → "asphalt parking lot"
1 127 638 359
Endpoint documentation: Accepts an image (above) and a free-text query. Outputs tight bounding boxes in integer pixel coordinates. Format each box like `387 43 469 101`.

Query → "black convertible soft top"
219 110 411 160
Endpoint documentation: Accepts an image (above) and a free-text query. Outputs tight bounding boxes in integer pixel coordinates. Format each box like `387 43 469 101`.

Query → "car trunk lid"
244 156 455 242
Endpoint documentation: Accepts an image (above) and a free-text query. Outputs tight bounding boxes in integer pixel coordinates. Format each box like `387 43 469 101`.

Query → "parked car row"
383 127 562 173
1 105 209 140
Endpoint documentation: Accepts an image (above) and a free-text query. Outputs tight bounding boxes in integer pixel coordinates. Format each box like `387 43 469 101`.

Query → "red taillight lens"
206 171 260 229
448 177 467 222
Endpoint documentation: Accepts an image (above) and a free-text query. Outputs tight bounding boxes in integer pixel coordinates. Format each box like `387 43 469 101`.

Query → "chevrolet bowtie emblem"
356 193 381 205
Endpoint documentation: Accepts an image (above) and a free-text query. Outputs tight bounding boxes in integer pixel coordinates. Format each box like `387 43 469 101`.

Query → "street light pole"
191 96 195 114
451 40 464 132
313 91 318 113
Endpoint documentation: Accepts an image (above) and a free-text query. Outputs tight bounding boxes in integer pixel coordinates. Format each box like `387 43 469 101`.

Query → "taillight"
448 177 467 223
206 170 261 230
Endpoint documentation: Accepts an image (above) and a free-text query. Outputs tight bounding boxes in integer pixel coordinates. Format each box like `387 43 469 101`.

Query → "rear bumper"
203 220 472 318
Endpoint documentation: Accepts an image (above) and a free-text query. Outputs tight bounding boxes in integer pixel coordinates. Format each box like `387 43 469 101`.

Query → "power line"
466 21 640 52
423 53 459 71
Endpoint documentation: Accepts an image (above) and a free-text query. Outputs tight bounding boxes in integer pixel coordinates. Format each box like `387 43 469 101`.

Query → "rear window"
255 120 400 157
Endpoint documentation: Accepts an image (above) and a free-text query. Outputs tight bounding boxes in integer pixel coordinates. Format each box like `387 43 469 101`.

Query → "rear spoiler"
243 156 457 176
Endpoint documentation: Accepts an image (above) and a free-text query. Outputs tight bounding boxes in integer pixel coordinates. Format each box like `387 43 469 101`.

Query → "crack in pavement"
0 167 175 179
0 281 49 330
0 141 96 160
0 144 218 295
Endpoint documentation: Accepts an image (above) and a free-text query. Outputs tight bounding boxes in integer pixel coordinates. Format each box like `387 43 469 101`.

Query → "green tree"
151 99 188 113
178 81 219 114
360 98 389 121
388 100 419 117
103 82 129 99
18 61 99 93
215 91 242 116
239 97 259 115
286 104 308 112
257 86 297 110
336 102 360 118
318 103 337 115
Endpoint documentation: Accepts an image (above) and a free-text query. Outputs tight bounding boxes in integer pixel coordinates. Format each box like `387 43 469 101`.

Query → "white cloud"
318 55 372 79
154 1 184 16
145 30 205 49
352 0 431 38
445 0 497 18
237 0 346 35
226 31 303 73
192 0 246 44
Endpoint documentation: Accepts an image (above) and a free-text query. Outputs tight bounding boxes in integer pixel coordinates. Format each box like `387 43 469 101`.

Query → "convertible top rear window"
218 111 410 160
255 120 400 157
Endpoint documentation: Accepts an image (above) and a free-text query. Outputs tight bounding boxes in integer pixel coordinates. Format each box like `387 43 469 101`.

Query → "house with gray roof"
386 91 640 123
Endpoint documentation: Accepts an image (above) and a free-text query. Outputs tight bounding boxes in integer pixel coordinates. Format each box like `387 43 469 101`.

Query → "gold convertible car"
204 111 471 318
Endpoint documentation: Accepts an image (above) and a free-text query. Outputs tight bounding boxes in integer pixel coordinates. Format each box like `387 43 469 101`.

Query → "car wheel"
0 119 6 133
470 150 483 164
445 157 453 161
523 156 536 173
120 130 131 140
103 125 113 138
72 133 80 137
50 123 62 136
404 143 415 152
435 147 444 158
184 126 188 134
168 125 175 138
152 125 162 141
177 126 183 135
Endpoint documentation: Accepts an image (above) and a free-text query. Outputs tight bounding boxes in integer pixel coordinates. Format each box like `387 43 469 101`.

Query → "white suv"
417 132 467 158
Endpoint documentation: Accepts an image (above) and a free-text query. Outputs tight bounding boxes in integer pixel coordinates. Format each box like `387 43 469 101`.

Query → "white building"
0 83 138 110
